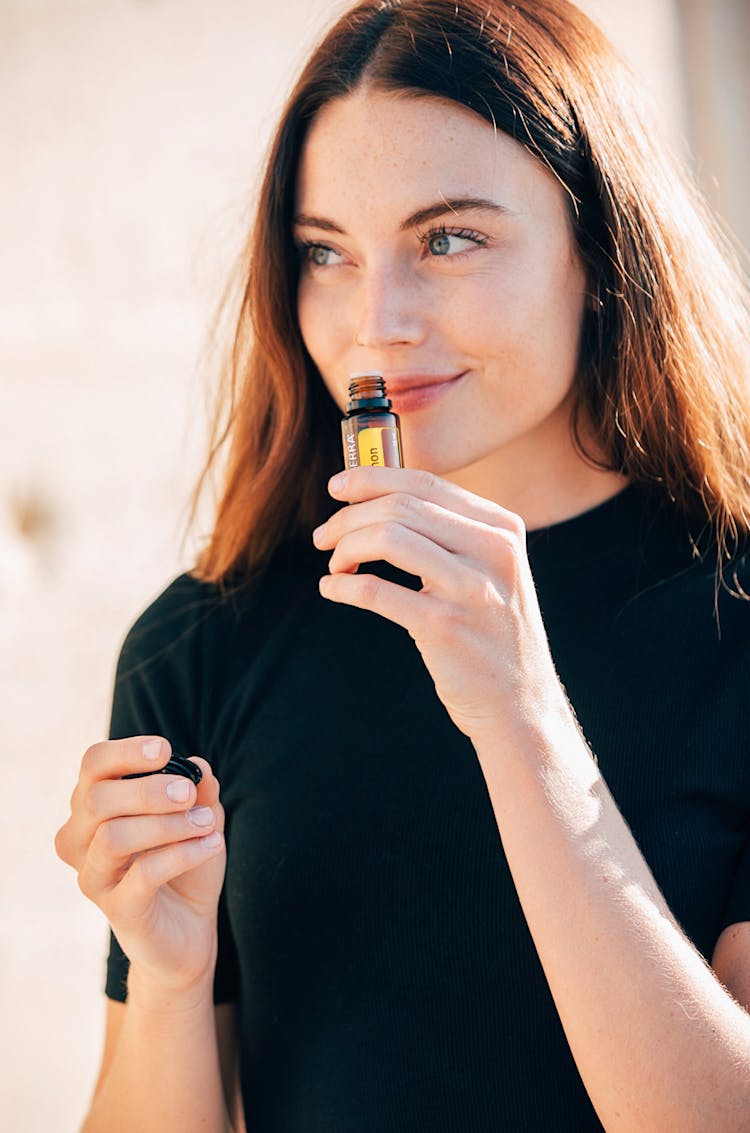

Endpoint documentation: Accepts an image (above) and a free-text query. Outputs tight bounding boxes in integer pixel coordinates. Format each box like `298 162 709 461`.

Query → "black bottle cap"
123 753 203 784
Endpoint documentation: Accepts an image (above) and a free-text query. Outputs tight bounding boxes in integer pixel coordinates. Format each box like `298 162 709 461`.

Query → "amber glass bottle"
341 373 404 469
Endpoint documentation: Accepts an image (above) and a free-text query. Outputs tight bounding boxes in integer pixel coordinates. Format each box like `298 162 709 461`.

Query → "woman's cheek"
300 279 347 350
297 288 351 410
297 275 318 341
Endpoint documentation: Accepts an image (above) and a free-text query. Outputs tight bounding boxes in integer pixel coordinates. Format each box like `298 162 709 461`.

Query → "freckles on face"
293 89 588 474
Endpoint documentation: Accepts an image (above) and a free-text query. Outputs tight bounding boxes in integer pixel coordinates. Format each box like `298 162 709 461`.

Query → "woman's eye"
423 227 488 257
298 242 343 267
428 232 452 256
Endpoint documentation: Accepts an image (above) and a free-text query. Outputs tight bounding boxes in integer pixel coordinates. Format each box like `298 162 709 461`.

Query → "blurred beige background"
1 1 747 1128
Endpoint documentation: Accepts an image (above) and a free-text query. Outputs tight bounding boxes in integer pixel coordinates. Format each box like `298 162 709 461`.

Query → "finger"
112 834 225 921
103 808 219 861
79 736 174 787
327 467 524 532
58 772 194 872
190 758 221 812
59 754 220 870
327 522 466 595
314 491 503 561
85 756 219 825
319 569 436 634
78 806 217 896
87 769 201 831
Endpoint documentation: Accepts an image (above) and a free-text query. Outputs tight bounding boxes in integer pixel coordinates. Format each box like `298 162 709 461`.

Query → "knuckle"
507 511 526 538
81 741 104 778
54 823 69 863
380 520 404 547
414 468 437 497
387 491 413 518
92 819 120 859
76 866 94 901
358 573 382 606
447 593 470 622
126 773 161 814
485 503 524 537
493 528 522 569
84 782 107 823
463 569 490 606
133 776 157 812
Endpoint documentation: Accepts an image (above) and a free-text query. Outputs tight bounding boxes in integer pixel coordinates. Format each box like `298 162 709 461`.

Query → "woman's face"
295 88 595 509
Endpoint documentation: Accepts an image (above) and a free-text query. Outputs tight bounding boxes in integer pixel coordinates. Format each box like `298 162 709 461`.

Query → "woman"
55 0 750 1129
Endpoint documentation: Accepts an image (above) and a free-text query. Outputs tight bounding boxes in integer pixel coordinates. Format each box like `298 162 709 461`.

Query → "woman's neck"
445 411 630 531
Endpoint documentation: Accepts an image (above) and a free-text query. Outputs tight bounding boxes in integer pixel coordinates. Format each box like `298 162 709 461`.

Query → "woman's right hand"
55 736 226 996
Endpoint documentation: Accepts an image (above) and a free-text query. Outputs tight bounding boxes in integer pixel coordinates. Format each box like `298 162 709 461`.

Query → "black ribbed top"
106 485 750 1130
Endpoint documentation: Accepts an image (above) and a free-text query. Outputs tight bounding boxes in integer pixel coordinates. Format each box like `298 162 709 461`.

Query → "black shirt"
105 484 750 1131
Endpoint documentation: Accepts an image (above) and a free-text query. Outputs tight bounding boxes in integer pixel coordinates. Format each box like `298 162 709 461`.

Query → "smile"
386 371 467 413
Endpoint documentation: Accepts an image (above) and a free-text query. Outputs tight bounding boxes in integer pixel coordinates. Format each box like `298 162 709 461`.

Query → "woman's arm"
473 711 750 1132
55 737 229 1131
82 975 232 1133
714 923 750 1008
315 466 750 1132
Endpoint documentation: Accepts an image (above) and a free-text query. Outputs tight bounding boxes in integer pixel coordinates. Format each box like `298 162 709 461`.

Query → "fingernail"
311 523 325 545
187 806 214 827
201 831 222 849
166 779 190 802
142 738 164 761
329 472 348 492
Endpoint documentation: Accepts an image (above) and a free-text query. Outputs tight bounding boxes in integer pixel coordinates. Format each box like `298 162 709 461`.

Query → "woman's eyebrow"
293 197 513 234
293 213 345 234
401 197 515 229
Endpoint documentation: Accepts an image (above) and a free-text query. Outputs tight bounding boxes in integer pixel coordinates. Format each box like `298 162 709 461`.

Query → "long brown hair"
189 0 750 585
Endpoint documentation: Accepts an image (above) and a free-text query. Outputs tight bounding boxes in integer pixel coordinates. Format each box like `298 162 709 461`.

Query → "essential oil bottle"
341 373 404 469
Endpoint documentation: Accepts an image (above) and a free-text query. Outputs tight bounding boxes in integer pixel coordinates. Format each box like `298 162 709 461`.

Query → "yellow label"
357 427 387 466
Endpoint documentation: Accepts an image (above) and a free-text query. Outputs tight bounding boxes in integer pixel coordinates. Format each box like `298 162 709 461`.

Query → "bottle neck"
346 372 392 414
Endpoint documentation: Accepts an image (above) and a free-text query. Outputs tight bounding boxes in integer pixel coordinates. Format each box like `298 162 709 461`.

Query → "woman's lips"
386 371 467 413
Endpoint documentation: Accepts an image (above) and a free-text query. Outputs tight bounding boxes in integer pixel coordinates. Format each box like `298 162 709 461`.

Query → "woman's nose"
353 264 427 349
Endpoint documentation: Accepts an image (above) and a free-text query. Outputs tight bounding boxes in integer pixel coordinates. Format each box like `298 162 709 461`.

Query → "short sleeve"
102 574 239 1005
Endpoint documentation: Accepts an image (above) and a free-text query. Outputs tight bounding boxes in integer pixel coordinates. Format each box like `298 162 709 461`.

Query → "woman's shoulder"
117 571 219 654
116 541 325 676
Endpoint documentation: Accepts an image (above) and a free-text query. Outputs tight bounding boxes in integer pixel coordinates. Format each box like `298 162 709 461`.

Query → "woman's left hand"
313 466 569 746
